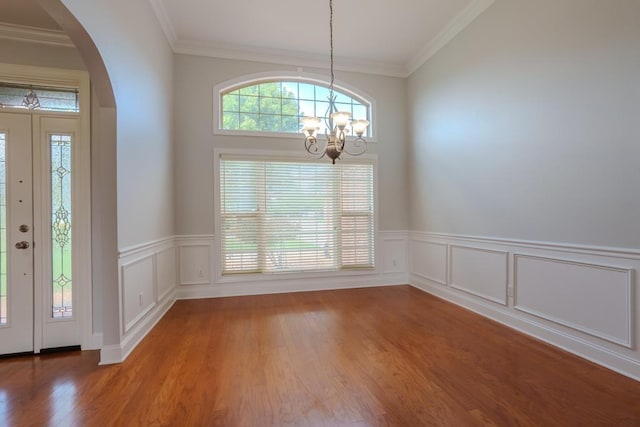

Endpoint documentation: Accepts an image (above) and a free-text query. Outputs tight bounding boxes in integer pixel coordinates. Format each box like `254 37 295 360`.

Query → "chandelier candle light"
302 0 369 164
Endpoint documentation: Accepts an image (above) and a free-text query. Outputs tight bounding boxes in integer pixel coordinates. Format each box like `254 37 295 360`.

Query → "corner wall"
408 0 640 380
59 0 175 363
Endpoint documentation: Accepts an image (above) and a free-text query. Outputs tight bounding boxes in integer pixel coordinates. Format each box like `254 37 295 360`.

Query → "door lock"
19 224 29 232
15 241 30 250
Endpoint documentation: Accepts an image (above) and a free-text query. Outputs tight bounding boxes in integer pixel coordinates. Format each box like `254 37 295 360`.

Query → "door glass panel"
50 134 72 319
0 133 5 325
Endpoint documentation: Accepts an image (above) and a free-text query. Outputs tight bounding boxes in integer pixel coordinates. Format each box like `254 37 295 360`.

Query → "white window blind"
220 156 374 275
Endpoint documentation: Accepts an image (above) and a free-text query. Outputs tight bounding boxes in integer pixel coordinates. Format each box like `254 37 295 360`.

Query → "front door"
0 112 81 355
0 112 34 354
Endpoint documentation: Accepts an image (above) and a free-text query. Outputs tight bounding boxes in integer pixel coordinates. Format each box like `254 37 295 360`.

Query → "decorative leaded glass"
0 133 6 325
0 84 78 113
50 134 73 318
221 80 370 137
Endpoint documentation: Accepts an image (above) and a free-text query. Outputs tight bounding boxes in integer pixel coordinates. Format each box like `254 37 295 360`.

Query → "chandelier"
302 0 369 164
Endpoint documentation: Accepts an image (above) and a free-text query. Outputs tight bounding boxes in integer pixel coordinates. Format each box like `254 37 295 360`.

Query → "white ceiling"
151 0 495 77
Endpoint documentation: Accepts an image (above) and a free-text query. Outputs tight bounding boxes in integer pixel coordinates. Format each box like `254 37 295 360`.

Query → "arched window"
217 77 373 138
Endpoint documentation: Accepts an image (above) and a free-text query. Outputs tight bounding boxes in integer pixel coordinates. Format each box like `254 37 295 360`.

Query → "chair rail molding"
408 231 640 382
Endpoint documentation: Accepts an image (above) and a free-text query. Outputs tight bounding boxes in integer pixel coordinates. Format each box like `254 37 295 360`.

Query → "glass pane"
0 133 6 325
298 83 315 100
282 82 298 98
259 97 281 115
334 92 352 103
258 82 280 97
51 134 73 319
259 114 280 132
352 104 367 120
238 95 259 113
239 113 259 131
281 115 300 133
0 84 78 112
298 100 315 118
315 86 330 102
222 93 240 113
222 111 239 129
238 85 258 96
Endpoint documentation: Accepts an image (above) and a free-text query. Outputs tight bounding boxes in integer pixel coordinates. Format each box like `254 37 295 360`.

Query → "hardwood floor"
1 285 640 426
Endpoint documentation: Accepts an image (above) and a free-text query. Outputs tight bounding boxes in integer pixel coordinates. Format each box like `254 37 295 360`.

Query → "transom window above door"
218 78 372 138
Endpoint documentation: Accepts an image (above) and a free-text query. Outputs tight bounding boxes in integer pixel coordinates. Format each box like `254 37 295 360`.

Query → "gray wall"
174 54 409 235
0 39 86 70
408 0 640 249
62 0 175 250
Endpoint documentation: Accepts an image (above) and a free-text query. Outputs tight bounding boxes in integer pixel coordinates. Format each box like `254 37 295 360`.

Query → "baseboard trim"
99 289 177 365
177 273 409 300
410 275 640 382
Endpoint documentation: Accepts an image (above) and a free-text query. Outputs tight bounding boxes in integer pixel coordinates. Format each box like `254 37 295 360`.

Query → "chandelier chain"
329 0 334 99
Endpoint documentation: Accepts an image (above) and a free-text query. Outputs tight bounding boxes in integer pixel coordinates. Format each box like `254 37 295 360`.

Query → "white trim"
178 243 212 286
448 244 509 306
213 71 378 142
148 1 493 78
412 231 640 260
100 289 177 365
406 0 496 75
107 237 179 365
120 255 157 334
410 276 640 382
409 240 448 286
119 235 175 258
0 23 74 49
0 64 92 351
409 232 640 382
513 253 634 348
174 39 408 78
148 0 177 50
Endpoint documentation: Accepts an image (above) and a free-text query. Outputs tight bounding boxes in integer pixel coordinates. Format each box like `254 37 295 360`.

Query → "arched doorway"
32 0 119 363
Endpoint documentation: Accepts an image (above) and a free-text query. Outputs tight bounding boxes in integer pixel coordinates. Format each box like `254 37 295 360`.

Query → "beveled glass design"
0 84 78 113
0 133 6 325
221 80 370 137
50 134 73 318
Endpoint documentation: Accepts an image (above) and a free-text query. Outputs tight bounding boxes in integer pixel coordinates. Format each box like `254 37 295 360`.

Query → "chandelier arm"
304 136 328 158
342 137 368 156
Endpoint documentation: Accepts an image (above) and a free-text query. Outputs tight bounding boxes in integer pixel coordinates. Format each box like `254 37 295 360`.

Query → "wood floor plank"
1 285 640 426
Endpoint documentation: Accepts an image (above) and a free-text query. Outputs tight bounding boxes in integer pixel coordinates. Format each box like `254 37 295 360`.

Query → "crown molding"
0 22 74 48
406 0 495 75
173 40 409 78
149 0 495 79
149 0 177 50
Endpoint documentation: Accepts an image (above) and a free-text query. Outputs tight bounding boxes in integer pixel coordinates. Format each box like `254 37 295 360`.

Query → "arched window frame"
213 71 377 142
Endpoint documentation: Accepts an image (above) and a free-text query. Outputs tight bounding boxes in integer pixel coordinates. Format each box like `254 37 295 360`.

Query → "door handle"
15 241 30 249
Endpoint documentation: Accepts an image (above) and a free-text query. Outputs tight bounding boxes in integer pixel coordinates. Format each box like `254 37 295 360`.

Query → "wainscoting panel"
409 231 640 381
156 247 176 301
103 238 178 365
450 245 508 305
514 254 633 348
178 236 213 286
382 234 409 274
176 232 409 299
410 240 447 285
121 255 156 334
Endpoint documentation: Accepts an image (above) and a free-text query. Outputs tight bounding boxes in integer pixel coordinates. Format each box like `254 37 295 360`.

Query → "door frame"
0 62 92 352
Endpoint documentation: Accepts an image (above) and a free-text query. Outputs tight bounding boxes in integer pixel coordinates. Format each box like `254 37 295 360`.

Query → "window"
0 83 79 112
219 156 374 275
219 79 371 137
